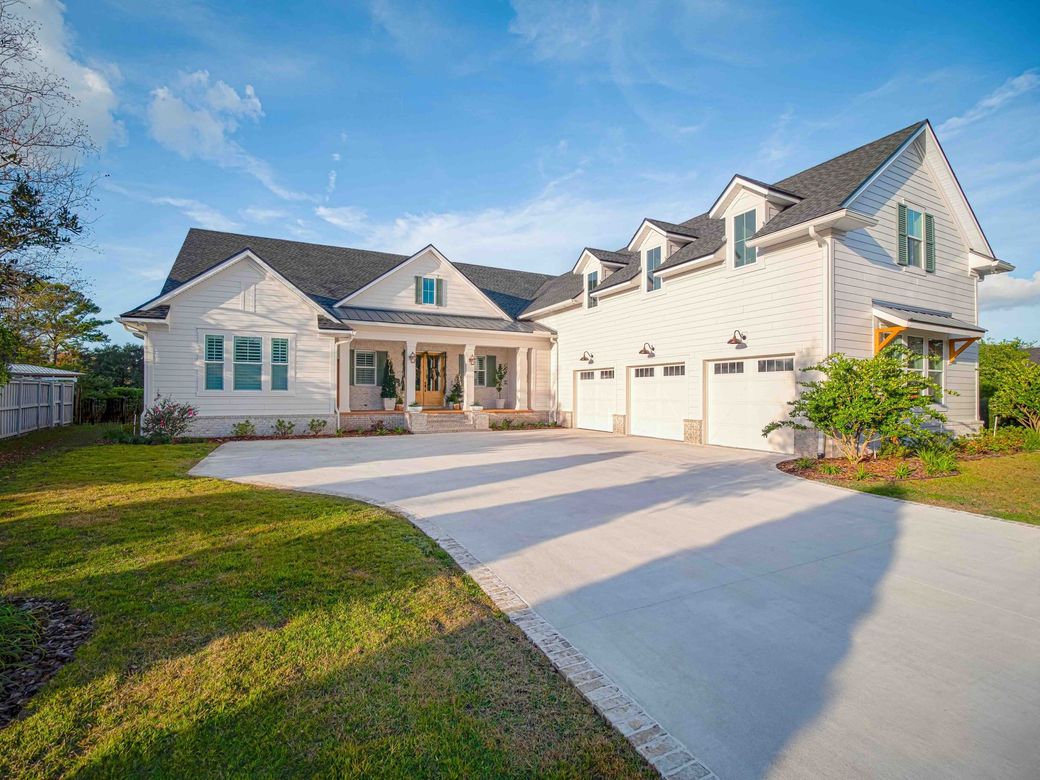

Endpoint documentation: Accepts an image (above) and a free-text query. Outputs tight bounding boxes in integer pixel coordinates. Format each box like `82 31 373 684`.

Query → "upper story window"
586 271 598 308
898 204 935 272
415 276 445 306
734 210 757 267
645 246 662 291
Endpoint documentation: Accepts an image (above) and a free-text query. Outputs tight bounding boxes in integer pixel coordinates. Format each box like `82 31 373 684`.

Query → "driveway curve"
192 430 1040 780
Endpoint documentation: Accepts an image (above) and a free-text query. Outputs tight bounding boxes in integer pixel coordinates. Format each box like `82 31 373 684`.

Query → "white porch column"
463 344 476 408
515 347 529 409
336 338 352 412
404 340 417 407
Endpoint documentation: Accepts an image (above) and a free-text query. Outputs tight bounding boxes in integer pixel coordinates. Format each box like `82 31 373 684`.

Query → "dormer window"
587 270 598 308
415 276 445 306
734 210 757 267
645 246 662 291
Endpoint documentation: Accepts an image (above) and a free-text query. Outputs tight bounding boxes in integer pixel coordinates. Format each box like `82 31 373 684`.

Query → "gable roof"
585 248 637 266
127 228 554 324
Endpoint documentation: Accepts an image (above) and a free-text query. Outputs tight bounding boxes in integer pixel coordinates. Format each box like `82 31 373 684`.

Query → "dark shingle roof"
656 213 726 273
755 120 926 239
1027 347 1040 365
644 219 701 238
334 306 550 333
586 248 636 265
519 273 585 316
317 316 352 331
133 229 554 324
120 304 170 319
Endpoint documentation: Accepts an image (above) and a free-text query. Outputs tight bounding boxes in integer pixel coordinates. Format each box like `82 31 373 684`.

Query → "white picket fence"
0 377 76 439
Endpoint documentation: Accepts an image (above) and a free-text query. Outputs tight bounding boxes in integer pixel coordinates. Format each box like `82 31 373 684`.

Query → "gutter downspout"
549 334 559 423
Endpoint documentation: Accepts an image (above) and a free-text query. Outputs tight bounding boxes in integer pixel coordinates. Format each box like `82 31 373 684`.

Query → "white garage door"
575 368 615 432
629 363 688 441
706 356 796 453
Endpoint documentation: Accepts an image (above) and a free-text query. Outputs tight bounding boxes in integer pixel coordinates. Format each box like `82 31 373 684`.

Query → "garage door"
706 356 796 453
629 363 688 441
575 368 615 432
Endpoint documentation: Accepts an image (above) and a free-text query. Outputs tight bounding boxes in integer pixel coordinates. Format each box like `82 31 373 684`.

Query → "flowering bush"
142 396 197 440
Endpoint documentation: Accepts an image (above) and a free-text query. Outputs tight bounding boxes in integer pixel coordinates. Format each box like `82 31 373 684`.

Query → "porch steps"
417 413 478 433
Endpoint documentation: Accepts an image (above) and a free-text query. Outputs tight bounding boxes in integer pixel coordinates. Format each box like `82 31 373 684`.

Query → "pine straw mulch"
778 456 952 482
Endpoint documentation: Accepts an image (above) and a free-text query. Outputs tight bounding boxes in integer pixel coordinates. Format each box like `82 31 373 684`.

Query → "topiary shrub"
142 396 197 441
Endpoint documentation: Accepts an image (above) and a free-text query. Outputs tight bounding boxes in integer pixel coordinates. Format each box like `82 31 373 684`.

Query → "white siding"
538 235 825 428
348 248 505 317
146 258 337 417
840 140 980 429
533 348 551 410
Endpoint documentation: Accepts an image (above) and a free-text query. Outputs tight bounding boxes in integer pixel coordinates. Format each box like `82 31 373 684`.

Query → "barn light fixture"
579 351 593 362
727 330 747 346
468 354 476 366
408 351 416 363
638 342 655 357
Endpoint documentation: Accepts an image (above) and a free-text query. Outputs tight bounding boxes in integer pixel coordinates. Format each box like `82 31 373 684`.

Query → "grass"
836 452 1040 525
0 427 652 778
0 424 118 473
0 602 39 673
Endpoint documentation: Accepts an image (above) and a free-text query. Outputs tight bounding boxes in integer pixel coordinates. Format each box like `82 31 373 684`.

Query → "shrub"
273 419 295 437
989 359 1040 431
956 427 1034 455
793 457 816 470
919 448 958 476
854 465 870 481
893 462 913 479
763 346 948 462
142 396 197 440
381 359 399 400
231 420 256 437
1024 429 1040 451
307 418 327 436
393 426 407 435
818 463 842 476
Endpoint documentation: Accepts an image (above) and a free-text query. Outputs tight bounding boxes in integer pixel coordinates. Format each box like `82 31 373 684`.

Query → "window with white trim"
587 271 598 307
713 361 744 375
271 338 289 391
600 369 614 379
474 355 487 387
634 367 654 378
662 364 685 376
905 207 923 268
645 246 662 291
758 358 794 372
233 336 262 390
905 336 944 400
579 370 595 380
354 350 376 385
204 335 224 390
734 210 757 267
421 276 437 304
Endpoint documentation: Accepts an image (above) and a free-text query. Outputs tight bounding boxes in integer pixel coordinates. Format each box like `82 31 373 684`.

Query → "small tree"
494 363 508 399
142 396 197 441
763 347 947 462
989 359 1040 432
447 374 463 405
1 277 109 364
381 358 398 400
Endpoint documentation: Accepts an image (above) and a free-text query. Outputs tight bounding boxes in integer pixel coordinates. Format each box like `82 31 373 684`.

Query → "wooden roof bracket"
874 325 907 353
948 336 979 364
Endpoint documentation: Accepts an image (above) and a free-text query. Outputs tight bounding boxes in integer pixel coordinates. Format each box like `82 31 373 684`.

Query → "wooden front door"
416 352 446 407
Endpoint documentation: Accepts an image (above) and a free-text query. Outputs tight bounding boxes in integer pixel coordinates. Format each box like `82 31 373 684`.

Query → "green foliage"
447 374 463 404
853 465 870 481
494 363 508 397
142 397 198 440
893 462 913 479
818 463 842 476
80 343 143 388
978 338 1032 401
957 426 1040 455
989 359 1040 432
273 419 295 437
0 278 108 365
307 418 327 436
919 448 958 476
0 323 15 385
380 358 398 400
0 601 39 673
231 420 256 438
763 346 949 462
793 457 816 470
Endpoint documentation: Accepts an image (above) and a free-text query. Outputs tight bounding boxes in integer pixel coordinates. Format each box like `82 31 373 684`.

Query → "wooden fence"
75 395 142 426
0 378 76 439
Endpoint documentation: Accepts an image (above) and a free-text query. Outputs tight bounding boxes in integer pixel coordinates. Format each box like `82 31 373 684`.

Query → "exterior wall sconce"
727 330 747 347
579 351 593 362
468 354 477 366
408 351 416 363
638 343 655 357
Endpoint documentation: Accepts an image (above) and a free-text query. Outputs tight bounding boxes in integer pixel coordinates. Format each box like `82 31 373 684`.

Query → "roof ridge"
185 227 410 261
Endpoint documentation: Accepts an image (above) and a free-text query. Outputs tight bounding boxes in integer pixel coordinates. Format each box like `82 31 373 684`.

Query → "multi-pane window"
587 271 599 307
734 209 757 267
662 364 685 376
354 350 376 385
271 338 289 391
474 355 487 386
905 207 924 268
713 361 744 375
421 277 437 304
599 369 614 379
906 336 944 400
634 367 655 378
204 335 224 390
579 370 595 380
233 336 262 390
758 358 794 372
645 247 662 291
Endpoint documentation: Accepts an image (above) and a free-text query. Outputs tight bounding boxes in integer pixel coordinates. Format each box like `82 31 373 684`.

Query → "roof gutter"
521 298 581 319
747 209 877 251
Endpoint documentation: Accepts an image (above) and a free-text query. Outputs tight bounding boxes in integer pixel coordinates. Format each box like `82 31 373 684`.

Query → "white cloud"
146 70 311 201
326 170 337 198
938 69 1040 137
331 152 341 162
315 205 368 233
980 270 1040 312
106 182 239 231
241 206 288 223
22 0 124 146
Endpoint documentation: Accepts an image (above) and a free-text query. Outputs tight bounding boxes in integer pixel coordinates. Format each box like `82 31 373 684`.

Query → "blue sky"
32 0 1040 342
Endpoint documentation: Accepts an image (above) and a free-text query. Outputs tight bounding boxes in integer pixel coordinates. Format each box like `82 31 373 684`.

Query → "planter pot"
395 403 404 411
382 398 395 411
493 399 506 409
453 402 462 410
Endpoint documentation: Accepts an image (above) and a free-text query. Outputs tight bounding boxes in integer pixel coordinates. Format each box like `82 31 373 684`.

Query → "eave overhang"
747 209 878 250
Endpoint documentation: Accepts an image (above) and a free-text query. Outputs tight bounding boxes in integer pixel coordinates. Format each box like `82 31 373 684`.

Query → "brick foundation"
188 414 339 438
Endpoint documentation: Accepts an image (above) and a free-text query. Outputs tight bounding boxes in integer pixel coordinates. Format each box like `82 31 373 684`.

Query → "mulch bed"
1 599 94 729
778 457 941 482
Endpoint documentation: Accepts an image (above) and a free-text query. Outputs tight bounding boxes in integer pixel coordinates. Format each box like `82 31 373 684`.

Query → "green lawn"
833 452 1040 524
0 427 652 778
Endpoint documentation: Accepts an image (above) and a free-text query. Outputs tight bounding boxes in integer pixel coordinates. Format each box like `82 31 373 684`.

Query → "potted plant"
395 380 404 411
381 359 398 411
447 374 464 410
493 363 508 409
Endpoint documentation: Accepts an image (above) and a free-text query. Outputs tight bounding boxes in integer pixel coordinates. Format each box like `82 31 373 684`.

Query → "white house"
120 120 1014 454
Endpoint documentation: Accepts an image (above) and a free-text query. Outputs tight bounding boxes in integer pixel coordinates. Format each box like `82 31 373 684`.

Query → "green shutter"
458 354 464 381
436 278 446 307
376 351 387 385
924 213 935 272
348 347 354 385
897 203 908 265
415 276 422 304
485 356 496 388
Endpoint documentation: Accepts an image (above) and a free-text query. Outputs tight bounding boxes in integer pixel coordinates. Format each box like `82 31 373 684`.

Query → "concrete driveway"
192 430 1039 780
